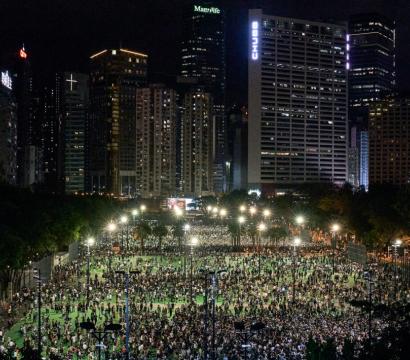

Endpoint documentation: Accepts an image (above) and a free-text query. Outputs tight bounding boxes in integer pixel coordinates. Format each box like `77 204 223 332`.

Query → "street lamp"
207 205 213 213
237 216 246 247
249 206 257 216
174 207 183 217
330 223 341 274
392 239 402 300
239 205 246 213
140 204 147 213
219 208 227 218
292 237 301 304
86 237 95 307
263 209 271 218
115 270 139 359
183 223 191 232
120 216 129 250
131 209 138 226
295 215 305 225
190 237 199 302
257 223 267 275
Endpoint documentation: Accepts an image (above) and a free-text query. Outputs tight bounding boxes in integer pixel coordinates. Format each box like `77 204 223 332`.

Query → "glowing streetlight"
394 239 402 247
131 209 138 217
212 207 219 214
107 223 117 232
295 215 305 225
86 237 95 247
174 207 183 217
220 208 227 217
120 216 128 224
293 237 301 246
331 223 341 232
258 222 267 232
249 207 257 216
263 209 271 218
239 205 246 213
238 216 246 224
207 205 213 212
183 223 191 232
190 236 199 246
140 204 147 212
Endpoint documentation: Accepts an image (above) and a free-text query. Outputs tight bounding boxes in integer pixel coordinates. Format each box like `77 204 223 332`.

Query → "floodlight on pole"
293 237 301 246
220 208 227 217
238 216 246 224
131 209 138 216
258 222 267 232
239 205 246 213
87 237 95 247
140 204 147 212
120 216 128 224
107 223 117 232
183 223 191 232
249 207 257 215
174 207 183 217
331 223 341 232
295 215 305 225
263 209 271 218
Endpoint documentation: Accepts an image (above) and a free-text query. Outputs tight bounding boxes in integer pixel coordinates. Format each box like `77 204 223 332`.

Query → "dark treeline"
0 185 119 298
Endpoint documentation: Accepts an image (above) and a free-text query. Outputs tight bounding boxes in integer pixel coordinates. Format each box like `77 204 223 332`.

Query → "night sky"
1 0 410 106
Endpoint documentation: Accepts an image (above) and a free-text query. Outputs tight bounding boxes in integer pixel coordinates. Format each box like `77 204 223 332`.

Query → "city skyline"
2 0 410 108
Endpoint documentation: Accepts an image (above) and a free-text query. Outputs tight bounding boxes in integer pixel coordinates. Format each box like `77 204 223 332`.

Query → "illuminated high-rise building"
87 48 148 196
181 88 214 196
0 70 17 185
369 98 410 186
348 14 395 188
180 0 226 192
136 84 177 197
248 10 348 191
63 72 88 194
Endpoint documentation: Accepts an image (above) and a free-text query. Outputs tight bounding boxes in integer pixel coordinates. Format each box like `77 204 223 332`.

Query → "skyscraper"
88 48 148 196
348 14 395 188
136 84 177 197
369 98 410 186
63 72 88 194
248 10 348 192
0 70 17 185
11 46 43 188
180 0 226 192
41 73 65 193
181 88 213 196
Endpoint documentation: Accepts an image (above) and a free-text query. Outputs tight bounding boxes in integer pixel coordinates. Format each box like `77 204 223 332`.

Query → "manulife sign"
194 5 221 14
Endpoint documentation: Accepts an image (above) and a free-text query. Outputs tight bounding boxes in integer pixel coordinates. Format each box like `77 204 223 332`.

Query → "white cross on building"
66 73 78 91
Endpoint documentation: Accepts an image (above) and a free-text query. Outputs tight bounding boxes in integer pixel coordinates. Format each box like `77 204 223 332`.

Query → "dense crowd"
0 226 409 359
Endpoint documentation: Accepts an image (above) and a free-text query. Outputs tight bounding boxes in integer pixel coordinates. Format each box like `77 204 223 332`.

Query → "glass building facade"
248 10 348 191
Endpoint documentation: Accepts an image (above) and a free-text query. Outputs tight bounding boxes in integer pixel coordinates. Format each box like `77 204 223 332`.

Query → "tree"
267 226 288 246
134 222 151 252
152 224 168 249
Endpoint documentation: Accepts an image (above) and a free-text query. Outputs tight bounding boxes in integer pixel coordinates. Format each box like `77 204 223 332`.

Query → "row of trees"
198 184 410 250
0 185 119 299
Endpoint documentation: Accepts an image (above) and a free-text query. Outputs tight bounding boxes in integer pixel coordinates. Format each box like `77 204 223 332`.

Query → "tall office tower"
227 105 248 191
0 70 17 184
40 73 65 193
10 46 43 187
180 1 226 192
136 84 177 197
88 49 148 196
248 10 348 192
181 88 213 196
63 72 88 194
369 98 410 185
348 14 395 188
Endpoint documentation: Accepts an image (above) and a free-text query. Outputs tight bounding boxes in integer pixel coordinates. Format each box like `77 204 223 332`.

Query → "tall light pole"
33 269 42 357
120 216 128 250
183 223 191 277
257 222 267 276
190 237 198 302
238 216 246 247
86 237 95 307
292 237 301 304
116 270 139 360
392 239 402 301
331 223 341 274
219 208 227 235
140 204 146 223
131 209 138 227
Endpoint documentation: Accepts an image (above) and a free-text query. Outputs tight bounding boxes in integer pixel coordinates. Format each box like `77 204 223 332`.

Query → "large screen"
167 198 194 211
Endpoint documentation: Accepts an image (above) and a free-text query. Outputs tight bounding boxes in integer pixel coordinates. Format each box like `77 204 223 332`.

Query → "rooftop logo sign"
251 21 259 60
194 5 221 14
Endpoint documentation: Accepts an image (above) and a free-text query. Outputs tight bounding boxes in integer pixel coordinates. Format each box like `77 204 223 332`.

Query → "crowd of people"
0 224 409 359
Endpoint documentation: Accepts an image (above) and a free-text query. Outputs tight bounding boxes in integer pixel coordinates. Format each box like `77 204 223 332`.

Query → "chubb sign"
194 5 221 14
251 21 259 60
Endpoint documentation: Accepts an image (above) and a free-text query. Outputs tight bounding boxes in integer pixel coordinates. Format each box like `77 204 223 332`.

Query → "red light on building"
19 48 27 59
